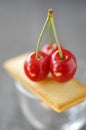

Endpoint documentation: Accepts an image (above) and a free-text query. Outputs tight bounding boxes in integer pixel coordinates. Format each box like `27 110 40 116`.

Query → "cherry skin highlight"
24 51 50 82
42 43 58 57
50 49 77 82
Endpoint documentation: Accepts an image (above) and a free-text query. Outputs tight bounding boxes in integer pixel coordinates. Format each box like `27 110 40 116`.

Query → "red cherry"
24 51 50 82
50 49 77 82
42 43 58 57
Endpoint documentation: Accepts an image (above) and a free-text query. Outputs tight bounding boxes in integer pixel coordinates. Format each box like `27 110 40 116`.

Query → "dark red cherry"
24 51 50 82
50 49 77 82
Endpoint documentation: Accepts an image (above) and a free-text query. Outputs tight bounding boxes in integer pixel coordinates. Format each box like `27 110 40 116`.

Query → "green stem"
50 17 64 59
36 17 50 59
49 19 53 47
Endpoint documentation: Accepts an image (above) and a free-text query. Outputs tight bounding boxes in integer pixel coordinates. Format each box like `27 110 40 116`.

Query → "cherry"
42 43 58 57
42 43 63 57
50 49 77 82
24 10 50 82
24 9 77 82
24 51 50 82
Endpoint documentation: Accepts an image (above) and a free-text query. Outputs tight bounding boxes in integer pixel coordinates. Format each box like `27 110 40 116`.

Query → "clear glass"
15 59 86 130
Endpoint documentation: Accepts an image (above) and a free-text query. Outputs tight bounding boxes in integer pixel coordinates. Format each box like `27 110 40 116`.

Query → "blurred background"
0 0 86 130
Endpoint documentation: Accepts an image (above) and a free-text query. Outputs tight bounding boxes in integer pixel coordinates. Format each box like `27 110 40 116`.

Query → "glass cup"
15 59 86 130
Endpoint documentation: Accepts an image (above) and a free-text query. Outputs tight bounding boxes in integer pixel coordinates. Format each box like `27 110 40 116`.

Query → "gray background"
0 0 86 130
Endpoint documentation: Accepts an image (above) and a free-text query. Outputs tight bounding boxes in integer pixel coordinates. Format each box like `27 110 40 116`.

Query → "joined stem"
48 9 53 17
36 8 63 59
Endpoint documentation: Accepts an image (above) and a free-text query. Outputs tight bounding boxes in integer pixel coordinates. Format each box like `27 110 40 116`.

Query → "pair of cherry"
24 9 77 82
24 43 77 82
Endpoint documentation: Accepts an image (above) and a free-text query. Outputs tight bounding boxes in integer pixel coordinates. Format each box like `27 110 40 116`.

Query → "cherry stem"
49 19 53 48
36 8 63 59
50 12 64 59
36 16 50 59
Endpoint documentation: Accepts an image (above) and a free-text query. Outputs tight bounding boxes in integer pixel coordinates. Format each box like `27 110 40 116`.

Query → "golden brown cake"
3 53 86 112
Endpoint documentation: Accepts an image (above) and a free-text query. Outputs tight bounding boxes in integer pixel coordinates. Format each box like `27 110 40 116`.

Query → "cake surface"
3 53 86 112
